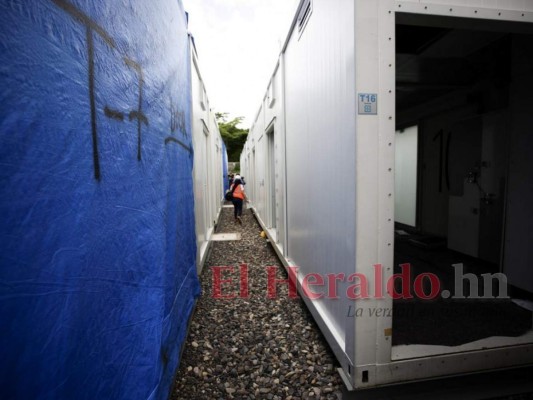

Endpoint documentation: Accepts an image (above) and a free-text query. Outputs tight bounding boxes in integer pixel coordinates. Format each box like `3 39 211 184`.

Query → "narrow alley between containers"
4 1 533 399
172 205 343 400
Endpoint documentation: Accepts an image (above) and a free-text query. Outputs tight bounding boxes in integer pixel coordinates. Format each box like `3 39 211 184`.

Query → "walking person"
230 177 248 224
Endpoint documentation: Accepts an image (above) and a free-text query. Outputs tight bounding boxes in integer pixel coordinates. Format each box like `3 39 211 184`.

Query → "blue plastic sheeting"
222 142 229 192
0 1 200 399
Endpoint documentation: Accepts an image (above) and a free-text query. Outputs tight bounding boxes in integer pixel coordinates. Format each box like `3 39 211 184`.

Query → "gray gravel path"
172 205 343 400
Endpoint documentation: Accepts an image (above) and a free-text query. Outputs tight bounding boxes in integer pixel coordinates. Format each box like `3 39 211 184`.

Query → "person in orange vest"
230 177 248 224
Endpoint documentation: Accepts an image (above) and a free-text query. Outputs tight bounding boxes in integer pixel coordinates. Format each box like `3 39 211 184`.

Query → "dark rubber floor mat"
392 299 532 346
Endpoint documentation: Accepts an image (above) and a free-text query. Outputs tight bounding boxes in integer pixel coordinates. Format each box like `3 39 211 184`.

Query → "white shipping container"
190 37 226 272
241 0 533 391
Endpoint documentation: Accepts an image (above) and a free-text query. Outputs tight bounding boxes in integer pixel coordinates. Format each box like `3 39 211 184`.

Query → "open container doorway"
392 11 533 360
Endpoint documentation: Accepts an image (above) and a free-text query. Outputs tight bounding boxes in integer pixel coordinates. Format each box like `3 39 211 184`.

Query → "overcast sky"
182 0 300 128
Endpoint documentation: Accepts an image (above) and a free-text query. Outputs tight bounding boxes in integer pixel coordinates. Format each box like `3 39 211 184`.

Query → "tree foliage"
216 112 248 162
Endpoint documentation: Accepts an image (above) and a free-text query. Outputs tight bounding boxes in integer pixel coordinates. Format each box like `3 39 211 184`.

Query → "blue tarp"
0 1 200 399
222 142 229 192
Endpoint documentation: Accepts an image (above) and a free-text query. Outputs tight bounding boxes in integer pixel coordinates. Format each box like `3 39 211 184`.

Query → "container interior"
393 12 533 359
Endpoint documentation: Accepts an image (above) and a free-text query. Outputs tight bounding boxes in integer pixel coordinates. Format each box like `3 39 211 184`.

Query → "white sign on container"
358 92 378 115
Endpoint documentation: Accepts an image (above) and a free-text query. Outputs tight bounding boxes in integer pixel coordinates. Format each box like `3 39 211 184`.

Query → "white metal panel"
396 0 533 22
277 67 288 254
244 59 289 254
375 0 397 372
376 343 533 385
262 65 285 248
394 126 418 226
190 53 208 268
283 0 357 372
190 41 224 273
393 332 533 360
408 0 533 12
255 107 267 219
352 0 397 386
353 0 382 376
277 56 289 256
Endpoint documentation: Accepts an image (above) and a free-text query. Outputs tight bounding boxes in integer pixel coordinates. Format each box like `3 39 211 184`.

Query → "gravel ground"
172 205 343 400
171 204 533 400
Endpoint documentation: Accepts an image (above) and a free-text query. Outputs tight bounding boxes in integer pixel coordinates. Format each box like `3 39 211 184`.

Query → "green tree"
216 112 248 162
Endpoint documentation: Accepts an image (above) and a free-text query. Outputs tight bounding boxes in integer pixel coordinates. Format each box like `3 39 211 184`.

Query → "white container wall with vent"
240 0 533 391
